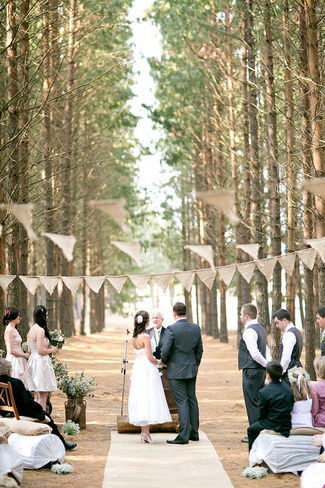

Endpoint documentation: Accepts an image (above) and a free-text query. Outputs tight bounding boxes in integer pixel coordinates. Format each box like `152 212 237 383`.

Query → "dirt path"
21 319 301 488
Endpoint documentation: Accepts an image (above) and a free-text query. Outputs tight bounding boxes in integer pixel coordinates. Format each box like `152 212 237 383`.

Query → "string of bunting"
0 246 323 296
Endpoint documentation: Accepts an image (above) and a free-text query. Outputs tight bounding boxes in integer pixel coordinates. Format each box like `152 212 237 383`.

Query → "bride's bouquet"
49 329 66 349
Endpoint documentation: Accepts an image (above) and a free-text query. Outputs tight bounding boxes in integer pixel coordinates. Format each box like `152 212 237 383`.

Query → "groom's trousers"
168 376 199 442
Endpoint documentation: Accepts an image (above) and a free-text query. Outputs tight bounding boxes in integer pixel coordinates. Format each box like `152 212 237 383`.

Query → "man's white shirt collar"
244 319 258 329
284 322 295 332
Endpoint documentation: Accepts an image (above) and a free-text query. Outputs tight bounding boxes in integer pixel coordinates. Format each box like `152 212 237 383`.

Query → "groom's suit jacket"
146 326 166 360
161 318 203 379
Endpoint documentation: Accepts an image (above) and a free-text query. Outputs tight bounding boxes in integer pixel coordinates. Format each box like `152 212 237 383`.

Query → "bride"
128 310 172 443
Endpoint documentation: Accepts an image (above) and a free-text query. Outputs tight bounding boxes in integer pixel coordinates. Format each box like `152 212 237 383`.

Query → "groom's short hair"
173 302 186 316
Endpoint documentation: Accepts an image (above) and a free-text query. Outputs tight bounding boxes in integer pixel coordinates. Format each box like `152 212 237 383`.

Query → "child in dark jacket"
247 361 294 450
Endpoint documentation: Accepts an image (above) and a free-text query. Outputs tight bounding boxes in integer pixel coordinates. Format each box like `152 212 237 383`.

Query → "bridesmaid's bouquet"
49 329 66 349
21 342 28 353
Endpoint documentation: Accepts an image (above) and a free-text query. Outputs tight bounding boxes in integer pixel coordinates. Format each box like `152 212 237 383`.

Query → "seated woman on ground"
311 356 325 427
288 366 313 428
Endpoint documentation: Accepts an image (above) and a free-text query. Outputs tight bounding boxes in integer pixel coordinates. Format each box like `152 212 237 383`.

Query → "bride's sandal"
140 434 155 444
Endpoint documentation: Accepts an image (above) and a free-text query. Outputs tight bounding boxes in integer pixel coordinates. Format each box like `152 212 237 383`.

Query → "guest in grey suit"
146 311 166 360
161 302 203 445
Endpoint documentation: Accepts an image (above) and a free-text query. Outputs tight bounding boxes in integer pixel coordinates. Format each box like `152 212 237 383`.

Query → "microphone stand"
120 328 130 416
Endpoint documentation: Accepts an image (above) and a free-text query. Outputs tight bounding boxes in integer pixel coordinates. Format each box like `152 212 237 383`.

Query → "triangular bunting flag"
175 271 195 292
236 244 260 261
217 265 236 286
305 237 325 263
84 276 106 293
0 204 37 239
20 276 40 295
297 248 317 270
152 273 174 293
302 177 325 198
39 276 60 295
111 241 142 267
106 276 127 294
185 245 215 271
61 276 83 295
256 258 277 281
237 262 256 283
0 275 15 291
88 199 130 234
196 268 216 290
44 233 76 262
128 274 151 290
197 189 240 224
277 254 296 277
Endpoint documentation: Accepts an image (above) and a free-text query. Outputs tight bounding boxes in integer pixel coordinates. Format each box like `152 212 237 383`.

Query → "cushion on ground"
19 415 51 423
0 419 52 436
0 444 24 484
249 433 320 474
8 433 65 469
260 426 325 436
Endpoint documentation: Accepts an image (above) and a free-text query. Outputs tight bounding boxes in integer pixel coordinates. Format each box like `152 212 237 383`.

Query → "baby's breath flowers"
51 463 74 475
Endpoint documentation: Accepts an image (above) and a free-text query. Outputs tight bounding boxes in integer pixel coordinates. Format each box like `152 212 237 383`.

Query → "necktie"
157 329 161 343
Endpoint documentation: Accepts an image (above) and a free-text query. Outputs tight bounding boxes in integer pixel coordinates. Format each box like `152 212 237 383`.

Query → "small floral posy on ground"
49 329 66 348
51 463 74 475
58 371 96 399
62 420 80 435
242 467 268 479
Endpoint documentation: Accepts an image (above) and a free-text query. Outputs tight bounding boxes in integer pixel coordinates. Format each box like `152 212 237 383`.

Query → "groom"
161 302 203 444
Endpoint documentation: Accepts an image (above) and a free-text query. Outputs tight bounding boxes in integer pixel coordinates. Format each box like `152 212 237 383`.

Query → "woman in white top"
26 305 58 409
288 366 313 428
3 306 29 386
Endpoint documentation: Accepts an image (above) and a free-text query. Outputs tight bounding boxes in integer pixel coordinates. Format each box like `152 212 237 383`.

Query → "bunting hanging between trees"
0 204 37 240
185 245 215 271
302 177 325 198
111 241 142 267
236 244 260 261
197 189 240 225
88 199 130 234
43 233 76 262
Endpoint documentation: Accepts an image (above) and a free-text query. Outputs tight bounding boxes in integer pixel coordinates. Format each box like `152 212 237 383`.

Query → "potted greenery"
58 372 96 429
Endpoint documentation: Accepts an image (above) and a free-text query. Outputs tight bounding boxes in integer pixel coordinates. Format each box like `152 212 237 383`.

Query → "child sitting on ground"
288 366 313 428
247 361 294 450
311 356 325 427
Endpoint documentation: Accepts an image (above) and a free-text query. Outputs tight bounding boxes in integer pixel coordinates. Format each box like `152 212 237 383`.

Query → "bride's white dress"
128 338 172 426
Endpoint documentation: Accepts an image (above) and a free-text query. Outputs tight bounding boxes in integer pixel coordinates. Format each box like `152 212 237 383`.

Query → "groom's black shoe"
65 442 77 451
166 438 189 445
189 434 199 441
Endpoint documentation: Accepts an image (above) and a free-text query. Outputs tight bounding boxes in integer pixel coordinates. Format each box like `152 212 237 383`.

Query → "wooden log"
117 414 179 433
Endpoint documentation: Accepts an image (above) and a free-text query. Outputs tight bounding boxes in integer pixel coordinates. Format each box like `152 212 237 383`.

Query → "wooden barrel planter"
65 397 87 429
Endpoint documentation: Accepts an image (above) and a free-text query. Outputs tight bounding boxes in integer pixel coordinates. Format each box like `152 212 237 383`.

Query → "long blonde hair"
288 367 311 401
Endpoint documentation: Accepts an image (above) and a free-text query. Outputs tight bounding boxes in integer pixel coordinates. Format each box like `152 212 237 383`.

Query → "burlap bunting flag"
277 254 296 277
297 248 317 270
20 276 40 295
111 241 142 267
128 274 151 290
39 276 60 295
302 177 325 198
43 233 76 262
152 273 174 293
175 271 195 292
61 277 83 295
256 258 277 281
106 276 127 294
217 265 236 286
237 262 256 283
236 244 260 261
88 199 130 233
305 237 325 263
197 189 240 224
0 275 15 291
0 204 37 239
185 245 215 271
84 276 106 293
196 268 216 290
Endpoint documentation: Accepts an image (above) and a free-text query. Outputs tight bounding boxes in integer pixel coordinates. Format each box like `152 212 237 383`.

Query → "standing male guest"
316 306 325 356
238 303 271 442
161 302 203 445
273 308 303 384
146 311 166 359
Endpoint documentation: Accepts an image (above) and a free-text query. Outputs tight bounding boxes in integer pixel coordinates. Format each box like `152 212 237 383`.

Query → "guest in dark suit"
0 358 76 450
146 311 166 359
247 361 294 450
316 307 325 356
273 308 303 385
161 302 203 445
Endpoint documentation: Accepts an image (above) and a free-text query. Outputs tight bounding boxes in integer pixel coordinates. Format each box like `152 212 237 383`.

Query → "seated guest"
247 361 294 450
288 367 313 428
0 358 76 451
311 356 325 427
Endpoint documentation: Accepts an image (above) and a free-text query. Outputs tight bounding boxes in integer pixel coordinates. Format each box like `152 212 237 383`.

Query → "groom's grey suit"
161 318 203 442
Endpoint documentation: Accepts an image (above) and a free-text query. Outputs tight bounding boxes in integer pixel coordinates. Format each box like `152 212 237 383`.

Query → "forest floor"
21 317 304 488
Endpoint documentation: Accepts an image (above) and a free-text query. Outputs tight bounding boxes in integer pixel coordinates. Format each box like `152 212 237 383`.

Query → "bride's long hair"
133 310 149 337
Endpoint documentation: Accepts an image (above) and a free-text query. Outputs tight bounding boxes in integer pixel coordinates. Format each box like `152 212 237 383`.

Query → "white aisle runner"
102 430 234 488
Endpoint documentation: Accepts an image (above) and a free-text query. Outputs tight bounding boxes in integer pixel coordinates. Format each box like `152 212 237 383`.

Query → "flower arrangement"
62 420 80 436
51 357 69 381
242 467 268 479
21 341 28 353
49 329 66 348
51 463 74 475
58 371 96 399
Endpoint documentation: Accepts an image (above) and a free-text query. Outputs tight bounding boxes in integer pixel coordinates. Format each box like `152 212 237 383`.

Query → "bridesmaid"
3 306 29 386
26 305 58 410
